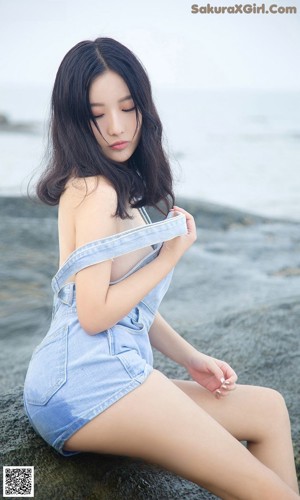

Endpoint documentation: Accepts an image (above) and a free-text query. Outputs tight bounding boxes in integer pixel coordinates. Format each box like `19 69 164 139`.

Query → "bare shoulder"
63 175 117 210
62 175 119 249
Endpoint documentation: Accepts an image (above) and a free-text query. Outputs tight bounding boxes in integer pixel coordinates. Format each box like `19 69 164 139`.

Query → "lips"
109 141 129 150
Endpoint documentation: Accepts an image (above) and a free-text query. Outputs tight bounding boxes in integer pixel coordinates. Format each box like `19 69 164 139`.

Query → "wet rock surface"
1 196 299 499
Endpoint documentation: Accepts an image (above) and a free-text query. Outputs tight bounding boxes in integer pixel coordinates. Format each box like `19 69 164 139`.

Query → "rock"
0 387 216 499
0 113 41 134
0 113 9 125
1 196 299 498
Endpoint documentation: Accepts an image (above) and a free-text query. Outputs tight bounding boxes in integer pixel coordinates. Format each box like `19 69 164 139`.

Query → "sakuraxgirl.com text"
191 3 297 14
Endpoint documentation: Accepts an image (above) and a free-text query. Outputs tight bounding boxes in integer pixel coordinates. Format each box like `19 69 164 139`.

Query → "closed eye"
92 106 136 120
123 106 136 113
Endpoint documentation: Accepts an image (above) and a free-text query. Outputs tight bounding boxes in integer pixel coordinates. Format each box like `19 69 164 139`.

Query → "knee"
261 387 291 431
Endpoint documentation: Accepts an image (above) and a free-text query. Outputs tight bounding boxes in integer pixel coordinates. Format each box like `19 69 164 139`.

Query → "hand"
159 206 197 264
185 351 238 399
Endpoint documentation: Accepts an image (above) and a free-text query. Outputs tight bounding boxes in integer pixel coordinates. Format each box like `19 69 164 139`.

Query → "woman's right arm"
72 178 196 334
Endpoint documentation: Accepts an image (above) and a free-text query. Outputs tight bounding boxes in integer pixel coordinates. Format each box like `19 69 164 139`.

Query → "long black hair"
34 37 175 218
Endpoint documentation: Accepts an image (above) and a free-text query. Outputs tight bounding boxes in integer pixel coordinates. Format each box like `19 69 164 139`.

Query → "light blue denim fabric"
23 208 187 456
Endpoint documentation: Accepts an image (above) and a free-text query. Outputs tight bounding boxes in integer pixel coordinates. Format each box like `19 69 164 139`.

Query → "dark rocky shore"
1 196 299 499
0 113 41 134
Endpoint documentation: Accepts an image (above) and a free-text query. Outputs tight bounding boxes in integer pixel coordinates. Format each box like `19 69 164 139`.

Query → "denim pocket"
24 324 68 406
109 307 153 377
110 307 148 355
128 307 147 334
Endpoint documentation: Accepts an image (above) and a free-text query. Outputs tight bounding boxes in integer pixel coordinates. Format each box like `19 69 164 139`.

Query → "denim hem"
52 365 154 456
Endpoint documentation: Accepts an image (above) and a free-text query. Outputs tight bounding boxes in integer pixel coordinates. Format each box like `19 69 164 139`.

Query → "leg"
64 370 299 500
171 379 299 494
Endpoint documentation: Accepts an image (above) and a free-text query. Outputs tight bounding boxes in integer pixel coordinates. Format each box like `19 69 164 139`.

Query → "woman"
23 37 299 499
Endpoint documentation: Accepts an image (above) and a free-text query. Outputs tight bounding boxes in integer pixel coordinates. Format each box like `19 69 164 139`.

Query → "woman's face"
89 70 142 163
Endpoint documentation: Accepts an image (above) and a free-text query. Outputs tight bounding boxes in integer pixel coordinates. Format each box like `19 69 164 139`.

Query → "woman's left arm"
148 312 238 398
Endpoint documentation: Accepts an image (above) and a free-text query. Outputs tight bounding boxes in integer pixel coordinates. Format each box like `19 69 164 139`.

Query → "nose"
107 110 124 136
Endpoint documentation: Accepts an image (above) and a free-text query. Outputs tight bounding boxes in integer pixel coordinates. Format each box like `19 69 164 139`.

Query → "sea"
1 84 300 222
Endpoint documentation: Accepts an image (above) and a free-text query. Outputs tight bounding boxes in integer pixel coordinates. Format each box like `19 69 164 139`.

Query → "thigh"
64 369 224 458
64 370 277 499
171 379 285 442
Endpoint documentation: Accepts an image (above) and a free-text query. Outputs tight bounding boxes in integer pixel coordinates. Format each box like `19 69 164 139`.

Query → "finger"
213 358 237 378
215 388 229 399
215 383 236 399
172 206 195 223
172 207 193 218
216 377 237 397
207 364 228 387
172 206 197 234
213 365 238 398
212 362 237 388
222 364 238 381
222 378 237 390
218 364 238 385
172 205 193 217
222 382 237 392
215 390 222 399
224 373 238 385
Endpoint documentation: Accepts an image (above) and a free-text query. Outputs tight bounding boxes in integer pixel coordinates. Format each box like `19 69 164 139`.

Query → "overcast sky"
1 0 300 92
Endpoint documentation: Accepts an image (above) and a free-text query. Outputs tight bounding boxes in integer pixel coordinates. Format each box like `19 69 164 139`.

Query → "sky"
1 0 300 92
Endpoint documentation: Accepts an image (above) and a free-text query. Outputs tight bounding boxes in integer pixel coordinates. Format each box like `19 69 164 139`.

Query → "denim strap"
51 211 187 294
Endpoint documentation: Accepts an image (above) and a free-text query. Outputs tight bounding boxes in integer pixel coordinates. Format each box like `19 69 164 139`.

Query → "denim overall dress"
23 208 187 456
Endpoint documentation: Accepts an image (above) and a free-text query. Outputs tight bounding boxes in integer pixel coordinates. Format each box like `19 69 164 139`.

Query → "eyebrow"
90 95 133 107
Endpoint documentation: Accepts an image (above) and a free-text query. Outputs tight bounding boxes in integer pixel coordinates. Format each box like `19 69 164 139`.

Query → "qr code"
3 466 34 497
